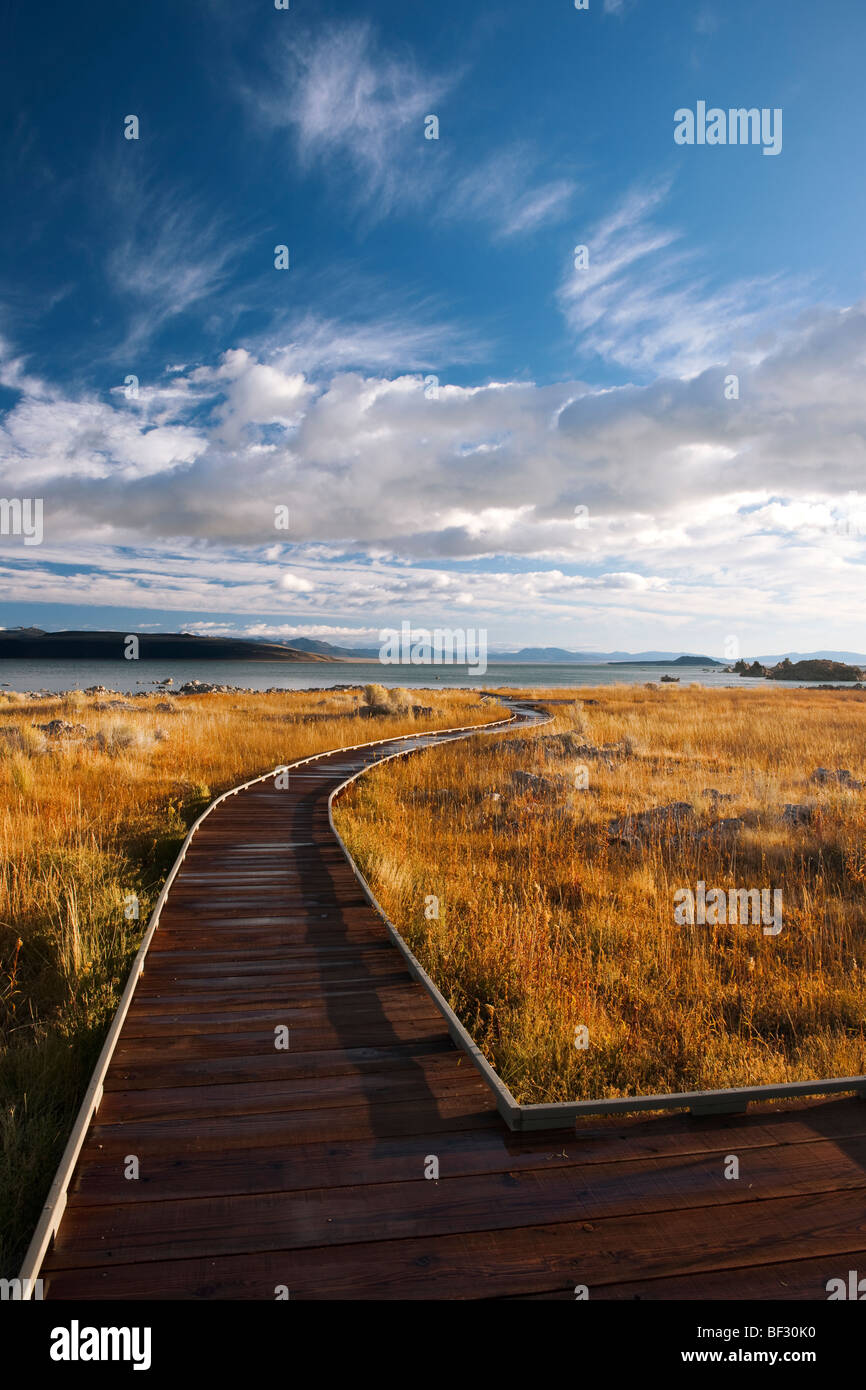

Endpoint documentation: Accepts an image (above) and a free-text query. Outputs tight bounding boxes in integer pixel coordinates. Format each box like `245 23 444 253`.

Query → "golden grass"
0 684 502 1273
334 685 866 1107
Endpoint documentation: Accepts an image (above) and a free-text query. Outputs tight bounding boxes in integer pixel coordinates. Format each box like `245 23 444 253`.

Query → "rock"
540 733 635 765
500 737 541 755
691 816 745 845
608 802 695 846
175 681 238 695
510 769 570 799
769 658 863 682
809 767 863 789
542 732 589 755
33 720 88 739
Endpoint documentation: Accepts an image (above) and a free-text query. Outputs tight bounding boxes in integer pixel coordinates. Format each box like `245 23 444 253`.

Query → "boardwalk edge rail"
16 703 520 1296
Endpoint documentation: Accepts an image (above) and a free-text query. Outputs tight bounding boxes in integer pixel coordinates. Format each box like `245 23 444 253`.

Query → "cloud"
445 147 576 239
4 298 866 648
279 571 313 592
257 307 483 377
244 21 453 219
241 22 576 239
104 171 251 354
559 184 806 376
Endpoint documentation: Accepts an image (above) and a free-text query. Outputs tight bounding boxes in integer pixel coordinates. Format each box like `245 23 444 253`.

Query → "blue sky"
2 0 866 654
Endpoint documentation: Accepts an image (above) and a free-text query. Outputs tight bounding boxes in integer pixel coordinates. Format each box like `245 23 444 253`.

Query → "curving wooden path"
32 704 866 1300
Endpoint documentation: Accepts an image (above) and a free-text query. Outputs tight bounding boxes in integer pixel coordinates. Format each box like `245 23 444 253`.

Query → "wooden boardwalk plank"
42 1188 866 1300
44 1137 866 1271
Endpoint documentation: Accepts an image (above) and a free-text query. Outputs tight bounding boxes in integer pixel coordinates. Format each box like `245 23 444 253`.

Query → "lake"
0 658 782 694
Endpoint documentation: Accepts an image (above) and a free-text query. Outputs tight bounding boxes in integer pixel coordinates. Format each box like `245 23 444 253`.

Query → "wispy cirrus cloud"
559 183 807 376
244 20 453 219
104 170 252 355
445 146 576 239
241 21 576 238
259 305 485 378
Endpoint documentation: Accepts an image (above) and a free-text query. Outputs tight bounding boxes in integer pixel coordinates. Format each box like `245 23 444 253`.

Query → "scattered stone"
33 720 88 739
537 734 634 770
175 681 239 695
691 816 746 846
608 802 696 846
510 769 571 799
809 767 863 789
540 732 593 757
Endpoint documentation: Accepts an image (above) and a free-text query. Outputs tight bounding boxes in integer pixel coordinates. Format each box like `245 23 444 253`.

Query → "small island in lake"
731 656 864 682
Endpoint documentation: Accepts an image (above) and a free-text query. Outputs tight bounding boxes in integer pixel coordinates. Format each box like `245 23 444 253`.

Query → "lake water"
0 658 787 694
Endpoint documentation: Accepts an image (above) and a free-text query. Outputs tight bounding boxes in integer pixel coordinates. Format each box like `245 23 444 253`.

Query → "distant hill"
0 630 336 662
7 628 865 669
289 637 379 658
607 654 722 668
754 650 866 666
487 648 724 664
488 646 622 663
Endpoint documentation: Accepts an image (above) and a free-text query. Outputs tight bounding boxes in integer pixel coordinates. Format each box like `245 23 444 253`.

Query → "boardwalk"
32 707 866 1300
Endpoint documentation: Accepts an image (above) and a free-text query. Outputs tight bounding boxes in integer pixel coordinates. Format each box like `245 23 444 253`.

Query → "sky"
1 0 866 655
